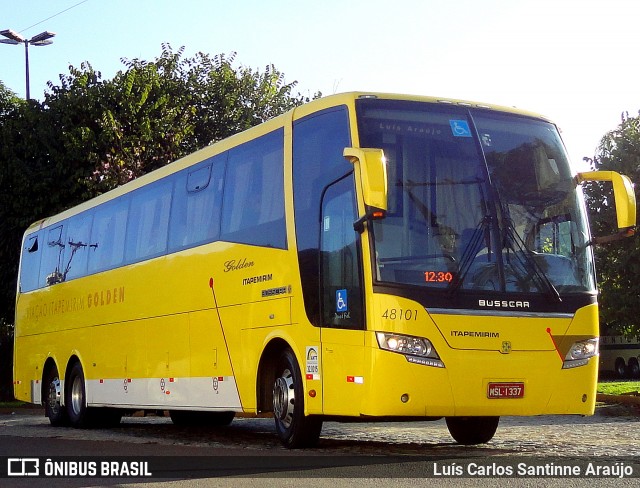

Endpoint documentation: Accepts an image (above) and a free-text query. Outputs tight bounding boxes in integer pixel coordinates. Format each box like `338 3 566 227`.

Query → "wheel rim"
47 377 62 416
273 368 295 429
71 375 84 416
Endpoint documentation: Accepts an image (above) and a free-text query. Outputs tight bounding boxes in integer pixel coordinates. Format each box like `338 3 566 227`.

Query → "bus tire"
65 362 94 428
44 364 68 427
628 358 640 379
445 416 499 445
615 358 627 378
169 410 235 426
272 348 322 448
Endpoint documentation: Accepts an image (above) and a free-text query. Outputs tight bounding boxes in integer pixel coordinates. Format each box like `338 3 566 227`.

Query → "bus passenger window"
88 198 128 273
63 213 93 281
20 232 42 292
221 129 285 249
39 225 66 286
126 180 172 262
169 157 225 251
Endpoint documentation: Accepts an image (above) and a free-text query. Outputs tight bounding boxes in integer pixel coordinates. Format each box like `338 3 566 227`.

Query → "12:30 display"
424 271 453 282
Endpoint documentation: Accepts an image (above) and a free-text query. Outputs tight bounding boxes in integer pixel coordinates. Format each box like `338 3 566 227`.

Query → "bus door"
320 176 366 415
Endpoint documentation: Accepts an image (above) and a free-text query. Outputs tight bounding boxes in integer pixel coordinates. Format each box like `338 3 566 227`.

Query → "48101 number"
381 308 419 321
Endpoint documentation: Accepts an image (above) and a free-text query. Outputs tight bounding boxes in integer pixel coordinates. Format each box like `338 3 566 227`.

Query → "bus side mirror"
577 170 636 244
344 147 388 232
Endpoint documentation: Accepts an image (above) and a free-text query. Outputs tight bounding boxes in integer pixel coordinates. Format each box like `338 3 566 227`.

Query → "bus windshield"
357 99 595 296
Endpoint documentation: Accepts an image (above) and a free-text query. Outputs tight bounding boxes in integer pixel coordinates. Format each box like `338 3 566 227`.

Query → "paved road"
0 403 638 486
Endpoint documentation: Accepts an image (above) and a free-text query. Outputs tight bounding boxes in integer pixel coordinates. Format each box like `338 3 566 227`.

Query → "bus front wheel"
272 349 322 448
445 416 499 445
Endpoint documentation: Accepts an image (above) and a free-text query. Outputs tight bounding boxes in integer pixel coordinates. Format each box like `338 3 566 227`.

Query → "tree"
583 112 640 337
0 83 26 400
0 81 22 118
43 45 316 192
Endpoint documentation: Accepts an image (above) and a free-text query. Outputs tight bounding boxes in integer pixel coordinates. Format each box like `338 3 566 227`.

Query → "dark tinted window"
126 180 173 262
64 213 94 281
221 129 286 248
293 106 351 325
39 225 65 286
321 177 363 329
20 231 42 292
169 155 226 251
88 197 129 273
21 128 286 290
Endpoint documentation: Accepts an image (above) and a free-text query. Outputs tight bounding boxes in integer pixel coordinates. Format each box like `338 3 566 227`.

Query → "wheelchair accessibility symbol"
336 289 348 313
449 119 472 137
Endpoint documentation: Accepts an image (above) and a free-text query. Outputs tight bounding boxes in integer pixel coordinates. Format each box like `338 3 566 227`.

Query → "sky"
1 0 639 169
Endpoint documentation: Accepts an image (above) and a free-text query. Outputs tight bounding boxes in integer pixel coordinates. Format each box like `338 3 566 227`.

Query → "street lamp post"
0 29 55 99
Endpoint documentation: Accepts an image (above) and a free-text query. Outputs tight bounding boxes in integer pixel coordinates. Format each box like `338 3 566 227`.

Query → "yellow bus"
14 93 636 448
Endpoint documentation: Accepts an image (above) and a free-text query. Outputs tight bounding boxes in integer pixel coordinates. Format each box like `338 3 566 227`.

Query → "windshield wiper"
447 215 491 296
503 221 562 303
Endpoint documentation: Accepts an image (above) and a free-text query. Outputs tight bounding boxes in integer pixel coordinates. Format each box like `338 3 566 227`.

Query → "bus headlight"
376 332 445 368
562 338 598 369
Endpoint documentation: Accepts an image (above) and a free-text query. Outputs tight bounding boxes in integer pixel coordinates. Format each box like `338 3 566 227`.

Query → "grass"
597 381 640 396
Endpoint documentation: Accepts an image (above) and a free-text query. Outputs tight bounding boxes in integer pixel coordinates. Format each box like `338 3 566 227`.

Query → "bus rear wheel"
615 358 627 378
44 364 68 426
65 362 96 429
445 416 499 445
272 348 322 448
628 358 640 379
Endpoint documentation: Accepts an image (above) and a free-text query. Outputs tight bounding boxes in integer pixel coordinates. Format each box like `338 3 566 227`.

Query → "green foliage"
584 112 640 338
0 44 318 331
0 81 22 117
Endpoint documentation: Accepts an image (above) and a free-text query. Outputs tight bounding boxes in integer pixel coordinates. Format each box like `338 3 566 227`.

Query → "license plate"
487 382 524 399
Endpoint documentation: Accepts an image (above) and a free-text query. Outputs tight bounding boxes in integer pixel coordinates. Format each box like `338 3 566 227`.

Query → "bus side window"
20 232 43 292
63 212 94 281
88 198 129 274
220 129 286 249
126 179 173 262
535 214 572 256
168 155 225 251
39 225 66 286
